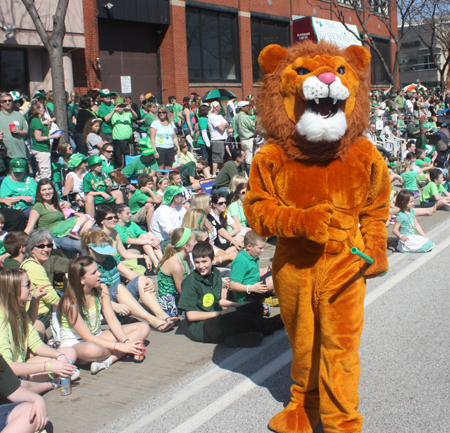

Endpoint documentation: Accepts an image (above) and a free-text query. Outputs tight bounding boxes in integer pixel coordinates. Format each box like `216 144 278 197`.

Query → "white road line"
119 224 450 433
365 231 450 307
119 331 286 433
168 349 293 433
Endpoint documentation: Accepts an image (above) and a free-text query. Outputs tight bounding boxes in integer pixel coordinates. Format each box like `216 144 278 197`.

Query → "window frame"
186 6 241 83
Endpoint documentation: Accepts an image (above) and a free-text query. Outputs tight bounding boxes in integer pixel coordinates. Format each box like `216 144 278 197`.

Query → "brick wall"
73 0 101 94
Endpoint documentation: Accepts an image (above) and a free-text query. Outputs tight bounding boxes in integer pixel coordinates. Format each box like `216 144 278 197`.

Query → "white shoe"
71 368 81 382
90 357 112 375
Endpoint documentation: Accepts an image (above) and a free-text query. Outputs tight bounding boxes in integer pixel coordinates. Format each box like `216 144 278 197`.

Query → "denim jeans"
53 236 83 258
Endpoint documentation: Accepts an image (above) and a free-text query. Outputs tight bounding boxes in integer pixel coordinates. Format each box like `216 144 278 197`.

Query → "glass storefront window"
0 49 28 94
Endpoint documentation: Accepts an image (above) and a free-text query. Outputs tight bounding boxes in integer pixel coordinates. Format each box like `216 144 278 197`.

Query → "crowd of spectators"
0 87 281 430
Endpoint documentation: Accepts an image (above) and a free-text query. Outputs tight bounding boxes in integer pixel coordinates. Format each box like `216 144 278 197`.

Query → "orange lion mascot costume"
244 40 391 432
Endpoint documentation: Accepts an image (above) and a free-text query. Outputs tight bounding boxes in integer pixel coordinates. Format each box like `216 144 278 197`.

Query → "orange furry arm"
244 148 332 243
359 150 391 278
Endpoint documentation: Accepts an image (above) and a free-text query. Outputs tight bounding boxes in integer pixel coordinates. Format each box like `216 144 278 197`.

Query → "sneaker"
90 357 112 375
224 332 264 348
71 368 81 382
67 230 80 240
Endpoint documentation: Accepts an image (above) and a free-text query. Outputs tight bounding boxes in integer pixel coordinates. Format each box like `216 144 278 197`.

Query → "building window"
186 7 240 82
251 17 290 81
370 38 391 84
0 49 28 94
399 48 441 73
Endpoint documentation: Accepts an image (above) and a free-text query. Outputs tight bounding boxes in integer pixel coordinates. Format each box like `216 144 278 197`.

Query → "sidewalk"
43 204 448 433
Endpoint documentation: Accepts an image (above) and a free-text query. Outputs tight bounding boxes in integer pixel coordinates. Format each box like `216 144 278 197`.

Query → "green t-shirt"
122 155 158 178
230 249 260 303
0 175 37 210
52 161 64 185
169 103 183 123
2 257 21 270
67 103 77 134
102 159 115 174
179 161 196 186
98 103 115 134
228 201 248 227
129 189 153 214
400 170 419 192
32 202 64 230
196 117 209 146
0 111 28 158
83 171 114 204
213 161 246 189
420 181 446 203
111 111 134 140
178 268 223 342
115 221 146 245
30 117 50 152
144 112 156 134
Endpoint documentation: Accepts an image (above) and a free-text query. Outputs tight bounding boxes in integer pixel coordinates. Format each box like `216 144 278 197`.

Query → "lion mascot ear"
259 44 288 74
344 45 371 71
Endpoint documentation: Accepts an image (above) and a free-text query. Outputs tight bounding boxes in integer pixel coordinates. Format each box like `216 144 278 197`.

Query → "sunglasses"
104 216 117 221
217 201 227 205
104 150 113 153
1 99 12 103
34 243 53 249
158 112 166 115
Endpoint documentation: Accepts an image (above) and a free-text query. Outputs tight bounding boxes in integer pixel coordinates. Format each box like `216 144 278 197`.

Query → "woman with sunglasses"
157 228 196 317
150 105 181 170
0 268 77 394
95 205 151 275
100 143 115 174
57 255 151 375
20 230 61 327
227 183 251 234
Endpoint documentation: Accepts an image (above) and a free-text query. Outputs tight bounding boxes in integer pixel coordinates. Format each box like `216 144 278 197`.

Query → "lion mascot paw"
244 40 391 433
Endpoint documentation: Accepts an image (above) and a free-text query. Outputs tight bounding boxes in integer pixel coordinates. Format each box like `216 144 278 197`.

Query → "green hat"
87 155 103 167
32 92 46 100
163 185 184 205
10 91 22 102
115 96 124 105
99 89 118 97
67 153 88 169
10 158 27 172
139 138 156 156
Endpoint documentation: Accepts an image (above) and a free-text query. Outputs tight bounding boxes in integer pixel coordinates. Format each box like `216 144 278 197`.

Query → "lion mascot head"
257 40 371 161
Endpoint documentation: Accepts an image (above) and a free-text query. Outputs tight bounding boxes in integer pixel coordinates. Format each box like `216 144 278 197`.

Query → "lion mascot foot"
269 387 320 433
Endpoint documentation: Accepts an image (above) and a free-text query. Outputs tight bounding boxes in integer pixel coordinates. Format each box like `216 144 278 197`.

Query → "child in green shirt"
419 168 450 210
177 242 284 347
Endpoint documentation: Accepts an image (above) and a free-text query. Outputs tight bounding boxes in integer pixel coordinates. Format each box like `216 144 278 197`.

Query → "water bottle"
60 360 72 396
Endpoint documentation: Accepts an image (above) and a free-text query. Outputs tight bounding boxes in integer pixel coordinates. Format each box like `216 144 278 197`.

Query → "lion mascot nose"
317 72 335 84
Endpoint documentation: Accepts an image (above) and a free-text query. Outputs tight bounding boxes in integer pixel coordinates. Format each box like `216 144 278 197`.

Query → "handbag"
109 170 129 186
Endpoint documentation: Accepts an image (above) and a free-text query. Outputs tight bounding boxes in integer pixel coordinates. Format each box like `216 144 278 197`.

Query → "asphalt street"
98 218 450 433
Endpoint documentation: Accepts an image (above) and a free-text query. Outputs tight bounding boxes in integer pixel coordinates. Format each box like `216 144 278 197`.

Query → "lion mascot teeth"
244 40 391 433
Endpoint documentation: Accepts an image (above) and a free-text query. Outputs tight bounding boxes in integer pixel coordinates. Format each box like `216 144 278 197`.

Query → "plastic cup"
9 124 15 132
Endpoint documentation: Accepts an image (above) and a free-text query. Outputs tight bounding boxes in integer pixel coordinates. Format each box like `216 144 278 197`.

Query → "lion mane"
257 40 371 162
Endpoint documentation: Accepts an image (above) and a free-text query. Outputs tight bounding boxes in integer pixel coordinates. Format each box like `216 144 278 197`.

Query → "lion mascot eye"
297 68 310 76
337 66 345 74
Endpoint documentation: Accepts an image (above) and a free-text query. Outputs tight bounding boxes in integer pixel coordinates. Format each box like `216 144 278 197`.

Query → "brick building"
1 0 397 101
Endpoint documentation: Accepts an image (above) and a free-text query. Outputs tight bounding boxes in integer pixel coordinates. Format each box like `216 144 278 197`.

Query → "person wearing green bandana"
122 138 159 180
0 159 37 217
83 155 124 217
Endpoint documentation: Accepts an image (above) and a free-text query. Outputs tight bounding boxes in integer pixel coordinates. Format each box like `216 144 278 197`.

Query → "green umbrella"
201 89 236 102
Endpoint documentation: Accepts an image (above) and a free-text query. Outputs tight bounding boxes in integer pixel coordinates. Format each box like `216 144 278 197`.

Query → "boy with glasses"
0 92 28 164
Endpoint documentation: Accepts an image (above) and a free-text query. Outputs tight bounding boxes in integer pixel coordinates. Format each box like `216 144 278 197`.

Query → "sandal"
153 321 175 333
262 303 271 318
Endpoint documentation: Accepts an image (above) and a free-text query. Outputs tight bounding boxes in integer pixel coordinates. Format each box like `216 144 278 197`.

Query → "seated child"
229 231 276 316
419 168 450 210
393 190 435 253
2 231 28 269
177 242 284 348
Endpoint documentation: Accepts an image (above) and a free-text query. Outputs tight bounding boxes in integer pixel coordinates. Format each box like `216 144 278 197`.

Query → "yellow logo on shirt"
203 293 214 307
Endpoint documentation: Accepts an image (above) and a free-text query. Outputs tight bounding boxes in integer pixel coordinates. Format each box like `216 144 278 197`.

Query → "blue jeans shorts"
0 402 23 430
109 276 141 303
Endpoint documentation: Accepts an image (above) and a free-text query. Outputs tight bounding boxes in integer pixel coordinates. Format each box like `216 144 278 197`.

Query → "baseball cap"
211 101 221 109
10 158 27 173
163 185 184 205
87 243 117 255
99 89 118 97
139 138 157 156
237 101 249 108
10 91 22 102
115 96 124 105
67 153 88 170
32 92 46 100
145 93 153 100
87 155 103 167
